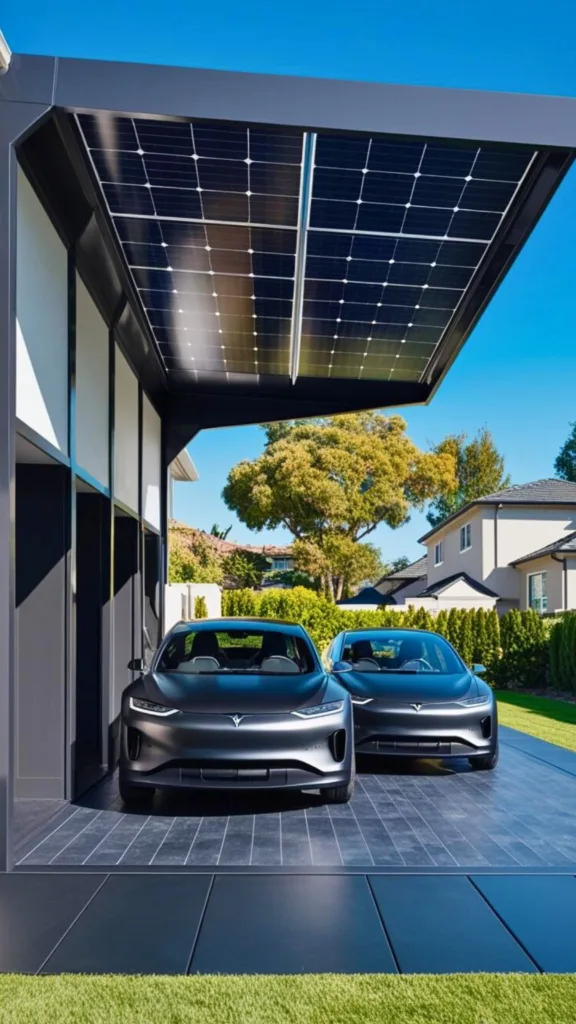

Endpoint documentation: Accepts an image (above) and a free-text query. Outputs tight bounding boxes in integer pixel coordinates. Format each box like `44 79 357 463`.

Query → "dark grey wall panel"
143 530 160 652
370 875 536 974
191 874 396 974
75 492 109 796
0 872 103 972
112 514 138 720
110 514 139 765
15 463 69 799
473 875 576 973
42 873 211 974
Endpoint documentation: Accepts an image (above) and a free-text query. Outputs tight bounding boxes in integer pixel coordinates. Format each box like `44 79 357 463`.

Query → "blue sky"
5 1 576 561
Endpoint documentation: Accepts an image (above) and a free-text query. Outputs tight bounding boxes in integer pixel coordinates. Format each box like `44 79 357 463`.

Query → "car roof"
171 617 307 636
339 627 441 639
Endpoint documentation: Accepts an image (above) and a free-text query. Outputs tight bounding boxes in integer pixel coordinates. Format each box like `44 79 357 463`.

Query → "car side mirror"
472 663 486 675
332 661 353 673
128 658 144 672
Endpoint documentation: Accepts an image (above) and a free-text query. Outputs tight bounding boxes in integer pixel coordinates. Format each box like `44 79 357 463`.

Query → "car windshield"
342 630 464 675
156 628 315 675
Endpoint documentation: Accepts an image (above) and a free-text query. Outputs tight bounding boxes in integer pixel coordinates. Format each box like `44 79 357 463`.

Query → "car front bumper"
120 702 353 791
353 699 497 758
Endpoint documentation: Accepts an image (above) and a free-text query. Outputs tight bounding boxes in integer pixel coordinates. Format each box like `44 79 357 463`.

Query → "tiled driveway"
15 729 576 868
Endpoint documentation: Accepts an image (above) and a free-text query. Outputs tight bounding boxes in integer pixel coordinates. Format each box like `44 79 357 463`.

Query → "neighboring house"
342 480 576 615
169 522 294 585
417 479 576 615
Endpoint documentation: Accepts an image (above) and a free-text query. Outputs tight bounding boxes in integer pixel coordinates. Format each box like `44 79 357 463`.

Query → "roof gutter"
494 503 502 567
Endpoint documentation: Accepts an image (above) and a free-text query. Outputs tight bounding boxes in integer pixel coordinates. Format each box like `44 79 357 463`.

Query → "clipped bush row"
221 588 556 689
549 611 576 692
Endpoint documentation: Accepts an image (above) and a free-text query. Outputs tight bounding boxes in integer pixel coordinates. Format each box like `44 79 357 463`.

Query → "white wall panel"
142 395 161 529
114 345 139 513
16 166 68 453
75 275 109 487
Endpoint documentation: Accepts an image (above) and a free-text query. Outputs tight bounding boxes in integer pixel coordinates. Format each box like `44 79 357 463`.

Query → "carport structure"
1 47 576 890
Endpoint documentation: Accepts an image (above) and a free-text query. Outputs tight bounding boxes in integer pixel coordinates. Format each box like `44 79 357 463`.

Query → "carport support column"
0 100 51 871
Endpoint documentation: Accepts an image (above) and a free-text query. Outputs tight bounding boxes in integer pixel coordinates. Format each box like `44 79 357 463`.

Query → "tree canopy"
555 422 576 482
426 428 510 527
222 413 456 600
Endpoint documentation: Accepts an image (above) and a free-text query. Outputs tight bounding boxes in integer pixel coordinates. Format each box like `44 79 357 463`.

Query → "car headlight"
292 700 344 719
458 695 491 708
129 697 178 717
351 696 373 705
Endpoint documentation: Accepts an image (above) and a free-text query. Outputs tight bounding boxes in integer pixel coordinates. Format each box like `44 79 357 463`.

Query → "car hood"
139 669 332 714
343 670 478 704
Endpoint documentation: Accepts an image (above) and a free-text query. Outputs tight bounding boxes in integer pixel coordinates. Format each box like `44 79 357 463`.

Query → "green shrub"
194 595 208 619
495 610 548 688
549 611 576 692
220 589 556 687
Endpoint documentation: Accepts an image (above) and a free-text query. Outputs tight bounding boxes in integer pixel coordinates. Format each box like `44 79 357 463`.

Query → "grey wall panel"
15 463 68 799
114 346 139 514
141 395 161 531
16 167 68 455
75 275 109 489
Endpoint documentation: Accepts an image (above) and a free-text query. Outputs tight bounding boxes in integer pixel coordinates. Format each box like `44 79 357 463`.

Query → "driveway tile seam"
35 873 111 974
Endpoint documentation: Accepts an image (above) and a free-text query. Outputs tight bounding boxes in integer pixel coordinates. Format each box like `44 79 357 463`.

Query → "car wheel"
119 775 154 808
324 776 356 803
469 747 499 771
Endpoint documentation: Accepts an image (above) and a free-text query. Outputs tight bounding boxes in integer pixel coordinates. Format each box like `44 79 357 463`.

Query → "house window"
528 572 548 613
434 542 444 566
460 523 472 552
273 557 291 571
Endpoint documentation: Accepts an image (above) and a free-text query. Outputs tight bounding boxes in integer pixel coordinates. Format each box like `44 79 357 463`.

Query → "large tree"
222 413 456 601
426 428 510 528
555 422 576 482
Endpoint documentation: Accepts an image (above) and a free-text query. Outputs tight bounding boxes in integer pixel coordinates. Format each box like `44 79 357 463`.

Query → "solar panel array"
77 113 535 384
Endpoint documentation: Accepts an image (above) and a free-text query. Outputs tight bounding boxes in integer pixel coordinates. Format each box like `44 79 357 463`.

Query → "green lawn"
495 690 576 752
0 975 575 1024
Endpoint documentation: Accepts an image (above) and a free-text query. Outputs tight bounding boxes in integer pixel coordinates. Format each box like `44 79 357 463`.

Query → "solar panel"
77 114 302 378
301 135 533 381
77 114 535 384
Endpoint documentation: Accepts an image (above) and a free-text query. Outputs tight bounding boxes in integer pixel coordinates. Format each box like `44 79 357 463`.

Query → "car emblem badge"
411 704 422 712
230 715 243 727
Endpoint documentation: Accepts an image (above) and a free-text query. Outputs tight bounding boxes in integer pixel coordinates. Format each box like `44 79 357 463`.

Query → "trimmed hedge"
549 611 576 692
221 588 560 688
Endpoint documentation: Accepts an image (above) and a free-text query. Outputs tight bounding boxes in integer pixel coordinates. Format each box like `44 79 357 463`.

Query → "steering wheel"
401 658 434 672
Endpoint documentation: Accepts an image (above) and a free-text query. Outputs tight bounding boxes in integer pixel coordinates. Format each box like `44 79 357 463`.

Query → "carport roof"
4 54 576 455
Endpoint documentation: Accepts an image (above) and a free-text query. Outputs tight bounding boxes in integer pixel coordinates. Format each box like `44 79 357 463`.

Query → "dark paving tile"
306 816 343 866
473 875 576 973
185 818 228 866
13 800 68 849
151 818 203 866
370 875 536 974
42 874 212 974
0 873 105 973
17 741 576 868
191 875 396 974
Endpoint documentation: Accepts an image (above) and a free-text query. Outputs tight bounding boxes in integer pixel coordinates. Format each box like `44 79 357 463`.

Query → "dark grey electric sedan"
326 627 498 770
119 618 355 807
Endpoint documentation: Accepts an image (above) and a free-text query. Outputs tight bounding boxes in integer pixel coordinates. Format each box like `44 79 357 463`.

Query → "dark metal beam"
0 99 52 871
40 54 576 149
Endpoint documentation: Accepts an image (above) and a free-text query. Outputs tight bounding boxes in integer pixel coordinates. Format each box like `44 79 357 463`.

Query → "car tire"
324 777 356 803
324 749 356 804
119 775 154 808
469 746 499 771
